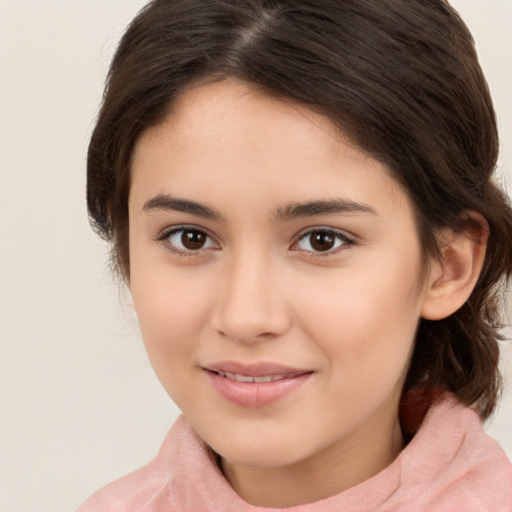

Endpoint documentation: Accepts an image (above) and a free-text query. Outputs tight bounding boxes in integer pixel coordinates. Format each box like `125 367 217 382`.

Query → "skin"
127 78 485 507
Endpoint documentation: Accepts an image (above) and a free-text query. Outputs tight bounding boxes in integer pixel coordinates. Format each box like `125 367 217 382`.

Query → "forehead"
130 78 411 219
134 78 349 166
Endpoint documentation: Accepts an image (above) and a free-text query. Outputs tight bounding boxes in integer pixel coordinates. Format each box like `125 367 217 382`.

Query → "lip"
203 361 313 408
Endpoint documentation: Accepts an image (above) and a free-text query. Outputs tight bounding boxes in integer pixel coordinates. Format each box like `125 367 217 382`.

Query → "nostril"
210 281 292 343
216 328 284 344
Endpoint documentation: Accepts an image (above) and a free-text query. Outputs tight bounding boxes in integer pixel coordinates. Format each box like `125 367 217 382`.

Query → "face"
129 78 431 474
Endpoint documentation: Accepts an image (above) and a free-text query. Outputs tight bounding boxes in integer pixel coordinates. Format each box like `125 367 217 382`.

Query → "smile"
203 362 313 408
215 371 299 383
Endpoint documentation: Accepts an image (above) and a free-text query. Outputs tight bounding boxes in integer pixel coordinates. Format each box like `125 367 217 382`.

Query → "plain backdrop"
0 1 511 511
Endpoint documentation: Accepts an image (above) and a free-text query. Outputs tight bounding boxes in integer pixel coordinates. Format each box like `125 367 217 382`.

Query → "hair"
87 0 512 420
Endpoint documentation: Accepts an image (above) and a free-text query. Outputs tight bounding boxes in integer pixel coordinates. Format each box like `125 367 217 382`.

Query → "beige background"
0 1 511 511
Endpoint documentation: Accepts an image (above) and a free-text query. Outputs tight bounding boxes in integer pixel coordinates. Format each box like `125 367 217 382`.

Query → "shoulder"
76 414 242 512
75 416 192 512
76 463 169 512
390 393 512 512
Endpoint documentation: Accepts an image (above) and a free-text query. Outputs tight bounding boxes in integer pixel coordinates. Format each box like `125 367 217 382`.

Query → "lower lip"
205 371 312 408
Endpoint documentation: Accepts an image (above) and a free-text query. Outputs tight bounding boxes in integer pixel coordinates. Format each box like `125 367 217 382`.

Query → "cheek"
297 253 423 387
129 259 214 380
130 272 214 411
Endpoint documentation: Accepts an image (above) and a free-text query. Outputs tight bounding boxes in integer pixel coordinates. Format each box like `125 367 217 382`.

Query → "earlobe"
421 212 489 321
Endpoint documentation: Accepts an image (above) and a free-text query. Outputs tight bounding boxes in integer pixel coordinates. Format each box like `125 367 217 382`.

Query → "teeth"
234 373 253 383
216 371 288 383
253 375 273 383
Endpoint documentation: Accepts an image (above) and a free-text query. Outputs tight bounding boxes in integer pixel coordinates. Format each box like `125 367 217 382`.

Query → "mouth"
203 361 313 408
212 371 302 383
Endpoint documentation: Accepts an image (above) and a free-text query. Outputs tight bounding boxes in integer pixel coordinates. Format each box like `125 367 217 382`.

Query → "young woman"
78 0 512 510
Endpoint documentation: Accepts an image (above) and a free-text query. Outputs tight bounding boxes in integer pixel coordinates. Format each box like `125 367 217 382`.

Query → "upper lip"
203 361 311 378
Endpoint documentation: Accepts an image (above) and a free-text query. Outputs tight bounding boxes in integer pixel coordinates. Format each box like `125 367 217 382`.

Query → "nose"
211 251 291 344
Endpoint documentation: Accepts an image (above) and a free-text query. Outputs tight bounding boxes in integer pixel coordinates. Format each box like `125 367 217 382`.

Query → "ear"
421 212 489 321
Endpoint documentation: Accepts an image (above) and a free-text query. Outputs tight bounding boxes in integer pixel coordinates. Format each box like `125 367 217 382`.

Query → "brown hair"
87 0 512 419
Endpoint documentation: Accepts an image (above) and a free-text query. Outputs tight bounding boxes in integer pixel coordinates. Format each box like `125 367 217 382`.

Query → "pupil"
182 230 206 250
311 232 335 252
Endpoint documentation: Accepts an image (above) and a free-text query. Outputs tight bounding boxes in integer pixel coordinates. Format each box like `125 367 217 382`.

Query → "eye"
294 229 352 254
162 227 218 253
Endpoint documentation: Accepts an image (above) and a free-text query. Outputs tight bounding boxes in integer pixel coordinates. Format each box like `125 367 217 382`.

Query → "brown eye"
296 229 351 253
310 232 335 252
166 228 217 253
181 230 206 250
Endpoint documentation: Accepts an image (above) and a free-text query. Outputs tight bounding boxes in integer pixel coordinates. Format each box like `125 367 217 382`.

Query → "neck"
221 411 404 508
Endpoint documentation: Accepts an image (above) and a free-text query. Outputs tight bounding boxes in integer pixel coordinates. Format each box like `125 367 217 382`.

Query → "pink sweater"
77 393 512 511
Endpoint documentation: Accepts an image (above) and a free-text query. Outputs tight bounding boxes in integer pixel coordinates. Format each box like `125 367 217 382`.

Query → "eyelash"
292 228 355 257
157 225 220 257
156 226 355 258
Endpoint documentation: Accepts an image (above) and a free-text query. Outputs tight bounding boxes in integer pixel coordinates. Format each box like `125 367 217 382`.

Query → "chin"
220 445 302 469
206 428 312 469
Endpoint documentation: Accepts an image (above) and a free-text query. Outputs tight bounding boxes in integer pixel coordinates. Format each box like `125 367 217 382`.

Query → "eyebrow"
142 194 225 221
273 199 378 221
142 194 378 222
